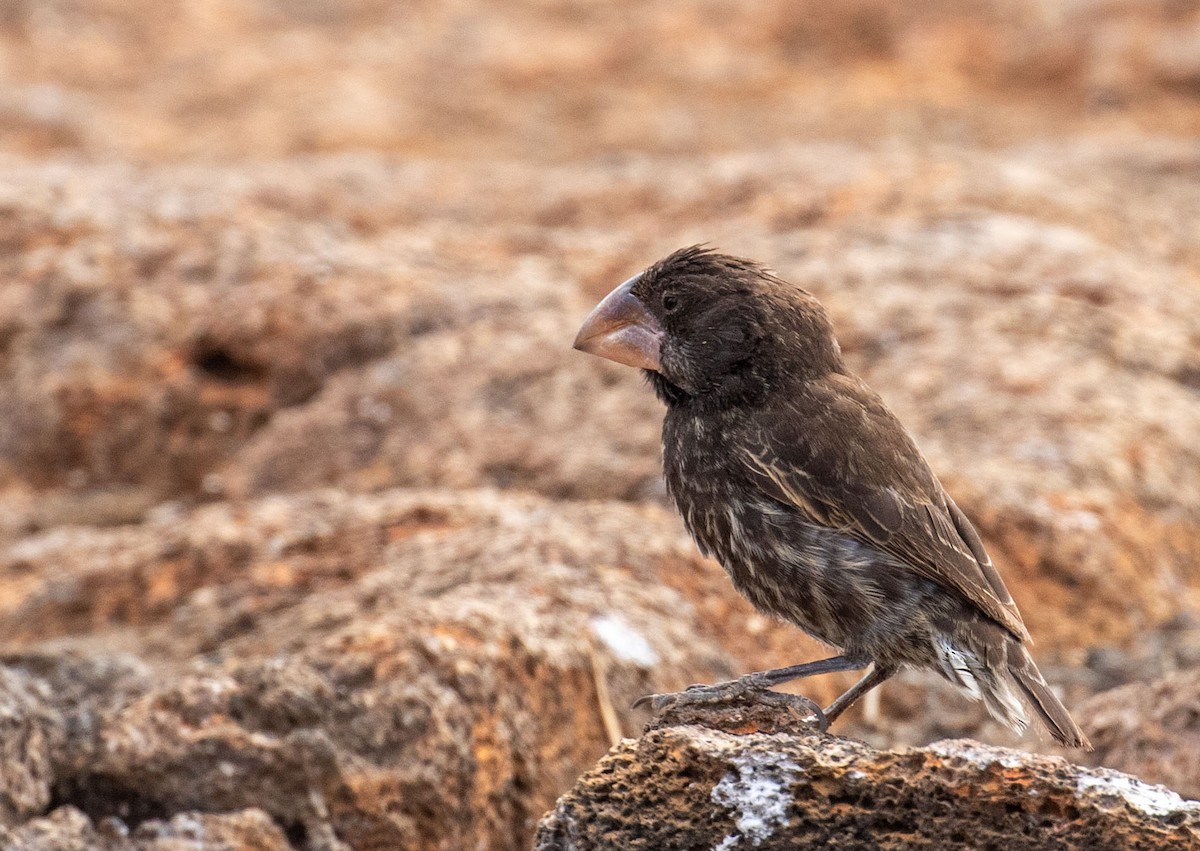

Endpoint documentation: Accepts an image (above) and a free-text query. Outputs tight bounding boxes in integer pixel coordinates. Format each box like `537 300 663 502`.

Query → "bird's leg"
822 664 895 726
633 655 868 729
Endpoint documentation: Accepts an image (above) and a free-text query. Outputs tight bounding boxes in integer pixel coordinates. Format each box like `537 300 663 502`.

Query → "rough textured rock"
3 143 1200 658
3 1 1200 162
0 488 829 850
1073 668 1200 802
0 666 60 825
0 806 291 851
2 139 1200 850
535 708 1200 850
0 488 806 687
3 2 1200 848
0 157 667 515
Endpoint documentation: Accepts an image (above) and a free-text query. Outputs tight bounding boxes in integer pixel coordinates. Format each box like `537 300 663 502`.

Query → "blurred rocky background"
2 1 1200 849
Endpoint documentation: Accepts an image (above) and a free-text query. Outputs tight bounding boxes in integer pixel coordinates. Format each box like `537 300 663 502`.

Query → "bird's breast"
664 412 816 612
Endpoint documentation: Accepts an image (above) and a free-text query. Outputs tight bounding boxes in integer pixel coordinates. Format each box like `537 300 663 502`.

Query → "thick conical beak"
573 275 663 372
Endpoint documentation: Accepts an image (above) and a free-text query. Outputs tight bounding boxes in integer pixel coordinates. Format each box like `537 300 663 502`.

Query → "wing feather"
738 375 1029 641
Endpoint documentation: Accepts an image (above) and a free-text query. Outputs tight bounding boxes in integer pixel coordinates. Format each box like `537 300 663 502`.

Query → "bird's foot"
633 673 828 733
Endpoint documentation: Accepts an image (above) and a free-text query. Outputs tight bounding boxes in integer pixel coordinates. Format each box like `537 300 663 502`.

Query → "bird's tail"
1004 644 1091 750
938 630 1091 750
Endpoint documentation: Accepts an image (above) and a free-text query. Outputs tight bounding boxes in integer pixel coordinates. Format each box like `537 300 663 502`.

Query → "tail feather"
937 635 1030 738
1006 646 1091 750
978 670 1028 736
937 629 1091 750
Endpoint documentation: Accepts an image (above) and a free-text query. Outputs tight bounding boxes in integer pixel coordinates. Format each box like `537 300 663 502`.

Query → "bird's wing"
738 374 1030 642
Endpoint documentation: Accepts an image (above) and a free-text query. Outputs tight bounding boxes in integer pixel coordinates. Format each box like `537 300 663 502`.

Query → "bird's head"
574 246 842 409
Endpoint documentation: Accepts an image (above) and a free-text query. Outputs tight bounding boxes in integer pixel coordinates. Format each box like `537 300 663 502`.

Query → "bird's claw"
630 691 672 711
631 682 711 711
632 676 828 732
770 692 828 733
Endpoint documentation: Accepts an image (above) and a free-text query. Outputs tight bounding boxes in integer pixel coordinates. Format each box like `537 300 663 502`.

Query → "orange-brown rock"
0 805 290 851
0 488 805 685
0 489 814 850
536 709 1200 850
0 666 60 826
3 3 1200 848
4 1 1200 162
4 141 1200 659
1074 667 1200 802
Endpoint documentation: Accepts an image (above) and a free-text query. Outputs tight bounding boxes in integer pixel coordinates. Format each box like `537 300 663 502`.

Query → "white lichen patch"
926 739 1028 770
590 614 659 667
710 750 802 848
1077 769 1200 817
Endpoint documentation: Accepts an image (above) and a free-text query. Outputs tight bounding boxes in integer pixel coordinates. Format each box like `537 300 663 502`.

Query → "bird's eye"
661 293 680 314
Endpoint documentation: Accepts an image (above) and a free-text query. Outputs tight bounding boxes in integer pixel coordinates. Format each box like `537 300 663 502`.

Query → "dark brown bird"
573 246 1089 748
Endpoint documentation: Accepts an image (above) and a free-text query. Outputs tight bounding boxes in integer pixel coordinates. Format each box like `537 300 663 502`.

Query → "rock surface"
536 709 1200 850
4 1 1200 162
2 143 1200 658
1074 667 1200 802
0 488 835 850
0 806 291 851
3 1 1200 849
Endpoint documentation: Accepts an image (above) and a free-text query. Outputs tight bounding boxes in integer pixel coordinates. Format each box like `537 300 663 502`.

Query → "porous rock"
0 488 804 690
3 1 1200 161
0 805 291 851
2 144 1200 663
1074 667 1200 802
0 666 61 826
0 489 789 851
535 710 1200 850
3 3 1200 848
